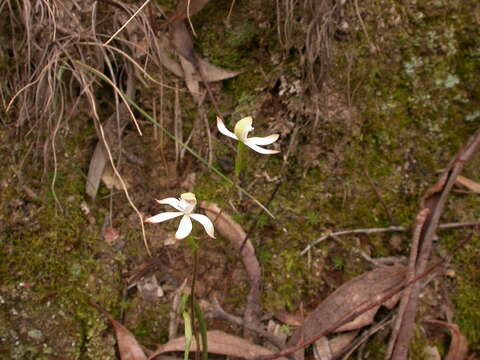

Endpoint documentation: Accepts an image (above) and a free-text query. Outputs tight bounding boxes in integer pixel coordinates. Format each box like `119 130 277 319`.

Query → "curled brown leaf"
425 320 469 360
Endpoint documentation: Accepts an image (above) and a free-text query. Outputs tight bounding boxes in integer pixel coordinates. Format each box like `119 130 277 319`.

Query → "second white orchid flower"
216 116 280 154
145 193 215 240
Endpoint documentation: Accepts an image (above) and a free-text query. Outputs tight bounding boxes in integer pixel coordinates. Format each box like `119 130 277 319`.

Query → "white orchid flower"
145 193 215 240
216 116 280 154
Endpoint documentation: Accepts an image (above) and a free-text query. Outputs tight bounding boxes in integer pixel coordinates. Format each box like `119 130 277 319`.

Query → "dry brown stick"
353 0 376 53
389 127 480 360
255 232 474 360
386 208 429 358
210 297 285 350
300 220 480 255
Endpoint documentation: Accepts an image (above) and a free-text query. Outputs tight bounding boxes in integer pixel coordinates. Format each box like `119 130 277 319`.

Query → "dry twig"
301 221 480 255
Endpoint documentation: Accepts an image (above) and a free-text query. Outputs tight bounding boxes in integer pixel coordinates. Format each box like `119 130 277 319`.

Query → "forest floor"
0 0 479 359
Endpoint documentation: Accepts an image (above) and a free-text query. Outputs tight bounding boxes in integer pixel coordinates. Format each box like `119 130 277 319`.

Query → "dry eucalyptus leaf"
334 306 380 332
155 35 240 82
179 55 200 101
196 58 241 82
313 337 332 360
148 330 287 360
286 265 406 360
154 33 185 77
91 302 147 360
455 175 480 194
335 291 401 332
329 331 359 357
170 21 197 66
170 20 240 83
314 332 360 360
111 319 148 360
86 143 106 199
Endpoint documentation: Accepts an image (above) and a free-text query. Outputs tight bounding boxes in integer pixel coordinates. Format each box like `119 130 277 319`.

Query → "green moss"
1 0 479 357
197 0 479 354
447 233 480 350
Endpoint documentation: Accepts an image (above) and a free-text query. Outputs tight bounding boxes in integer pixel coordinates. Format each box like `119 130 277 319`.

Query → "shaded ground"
0 0 479 359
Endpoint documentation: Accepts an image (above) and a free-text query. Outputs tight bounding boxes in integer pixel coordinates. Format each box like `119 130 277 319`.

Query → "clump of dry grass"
4 0 178 254
277 0 341 92
276 0 343 129
276 0 348 135
5 0 173 178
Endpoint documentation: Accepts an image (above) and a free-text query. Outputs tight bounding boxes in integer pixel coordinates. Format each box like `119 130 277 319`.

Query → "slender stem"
234 141 247 181
193 299 209 360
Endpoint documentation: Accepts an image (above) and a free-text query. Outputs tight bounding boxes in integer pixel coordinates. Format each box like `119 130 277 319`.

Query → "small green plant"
146 192 214 360
332 256 345 270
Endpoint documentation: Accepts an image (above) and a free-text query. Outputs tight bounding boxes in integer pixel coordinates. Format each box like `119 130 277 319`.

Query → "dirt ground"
0 0 479 359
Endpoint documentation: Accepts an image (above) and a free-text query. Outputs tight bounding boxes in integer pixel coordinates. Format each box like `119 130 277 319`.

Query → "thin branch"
210 297 284 350
389 128 480 360
105 0 153 45
386 208 429 358
353 0 376 53
300 221 480 255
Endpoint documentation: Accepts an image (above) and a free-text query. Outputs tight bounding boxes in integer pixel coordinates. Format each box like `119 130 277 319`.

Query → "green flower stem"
193 299 208 360
235 141 248 181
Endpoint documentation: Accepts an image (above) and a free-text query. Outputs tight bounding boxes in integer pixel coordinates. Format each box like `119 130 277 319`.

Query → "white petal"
244 142 280 154
234 116 254 142
190 214 215 238
246 134 279 145
156 197 183 211
175 215 193 239
145 212 183 223
216 117 238 140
